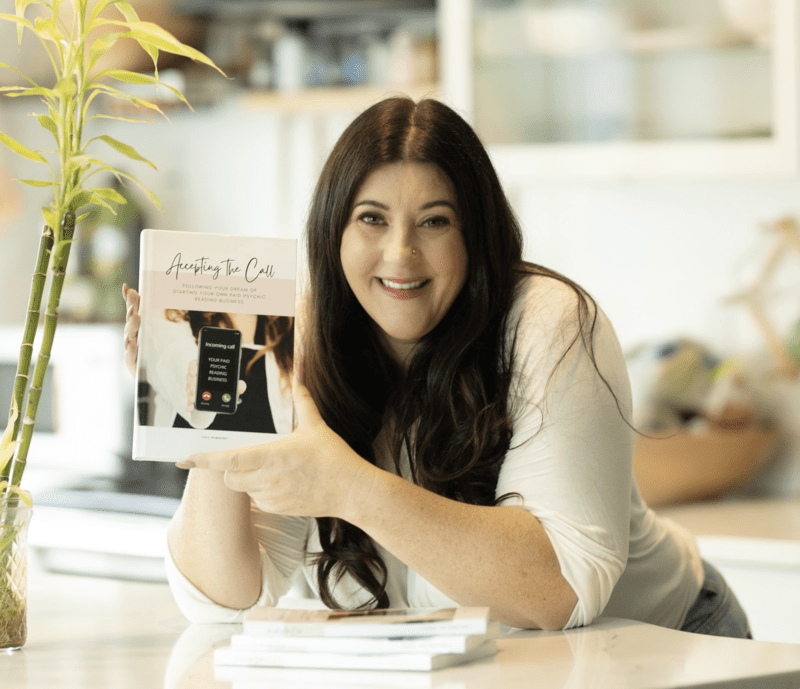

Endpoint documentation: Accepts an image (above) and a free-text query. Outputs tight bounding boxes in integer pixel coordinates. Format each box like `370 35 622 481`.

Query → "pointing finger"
176 447 262 472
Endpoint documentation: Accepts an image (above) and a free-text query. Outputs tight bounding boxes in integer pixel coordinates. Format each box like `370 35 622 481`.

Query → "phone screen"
195 326 242 415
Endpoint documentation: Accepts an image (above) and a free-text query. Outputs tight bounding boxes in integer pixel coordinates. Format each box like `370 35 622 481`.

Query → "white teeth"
381 278 426 290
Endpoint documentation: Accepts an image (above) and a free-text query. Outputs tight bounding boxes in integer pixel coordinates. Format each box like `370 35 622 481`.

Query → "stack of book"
213 606 499 674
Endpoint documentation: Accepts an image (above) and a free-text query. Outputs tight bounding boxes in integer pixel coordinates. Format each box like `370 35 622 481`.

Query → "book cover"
230 623 500 655
213 639 497 672
133 229 297 462
242 607 491 638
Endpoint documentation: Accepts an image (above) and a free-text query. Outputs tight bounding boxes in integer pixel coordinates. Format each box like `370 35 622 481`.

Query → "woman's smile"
378 277 431 298
340 161 468 365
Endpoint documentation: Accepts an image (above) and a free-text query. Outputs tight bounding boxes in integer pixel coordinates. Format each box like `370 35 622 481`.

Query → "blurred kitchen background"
1 0 800 641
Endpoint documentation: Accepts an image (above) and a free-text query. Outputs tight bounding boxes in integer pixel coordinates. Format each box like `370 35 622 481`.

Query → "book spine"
241 619 488 638
230 634 475 655
213 647 435 672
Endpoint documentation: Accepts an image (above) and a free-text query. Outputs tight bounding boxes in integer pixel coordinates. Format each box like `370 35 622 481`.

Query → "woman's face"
340 161 468 366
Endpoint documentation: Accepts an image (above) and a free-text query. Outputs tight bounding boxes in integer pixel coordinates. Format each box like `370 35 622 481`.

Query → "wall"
1 94 799 495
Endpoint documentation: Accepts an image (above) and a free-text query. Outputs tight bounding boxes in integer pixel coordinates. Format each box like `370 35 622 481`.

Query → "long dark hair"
303 97 602 609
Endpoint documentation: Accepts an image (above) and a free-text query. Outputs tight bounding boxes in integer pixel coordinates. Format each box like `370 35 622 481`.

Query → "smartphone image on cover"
195 326 242 415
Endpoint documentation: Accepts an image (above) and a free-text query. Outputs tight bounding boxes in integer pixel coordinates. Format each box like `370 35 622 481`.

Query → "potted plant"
0 0 222 650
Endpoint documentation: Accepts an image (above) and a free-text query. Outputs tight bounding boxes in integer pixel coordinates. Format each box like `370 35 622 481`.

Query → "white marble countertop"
5 567 800 689
657 498 800 541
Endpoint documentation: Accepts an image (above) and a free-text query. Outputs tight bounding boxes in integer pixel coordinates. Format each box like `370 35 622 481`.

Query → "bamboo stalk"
10 214 75 488
0 227 54 486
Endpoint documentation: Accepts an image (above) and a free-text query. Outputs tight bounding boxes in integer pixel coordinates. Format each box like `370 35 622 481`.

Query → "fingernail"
176 460 195 470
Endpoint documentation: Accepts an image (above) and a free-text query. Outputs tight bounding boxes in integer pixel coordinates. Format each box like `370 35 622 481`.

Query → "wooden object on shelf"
633 423 779 507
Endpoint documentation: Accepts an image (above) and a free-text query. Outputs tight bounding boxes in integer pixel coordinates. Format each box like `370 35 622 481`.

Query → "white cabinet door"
698 536 800 643
438 0 800 179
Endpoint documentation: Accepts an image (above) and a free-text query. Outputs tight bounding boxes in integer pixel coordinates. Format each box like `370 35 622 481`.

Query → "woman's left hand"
176 381 377 519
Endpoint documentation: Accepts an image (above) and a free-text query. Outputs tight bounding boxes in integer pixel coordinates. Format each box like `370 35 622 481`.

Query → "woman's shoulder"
510 268 597 341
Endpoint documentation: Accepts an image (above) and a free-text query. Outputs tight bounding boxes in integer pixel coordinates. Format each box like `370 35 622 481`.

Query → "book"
229 623 501 655
213 664 443 688
133 229 297 462
213 639 498 672
242 606 492 638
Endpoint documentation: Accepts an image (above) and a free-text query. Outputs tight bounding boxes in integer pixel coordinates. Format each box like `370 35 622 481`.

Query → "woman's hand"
122 283 140 378
176 380 377 519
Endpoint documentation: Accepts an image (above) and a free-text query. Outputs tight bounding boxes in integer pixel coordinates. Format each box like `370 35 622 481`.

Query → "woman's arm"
345 469 577 630
167 467 263 611
179 381 577 630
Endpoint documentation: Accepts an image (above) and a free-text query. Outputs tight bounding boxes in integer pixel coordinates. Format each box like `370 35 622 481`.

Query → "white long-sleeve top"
165 273 704 628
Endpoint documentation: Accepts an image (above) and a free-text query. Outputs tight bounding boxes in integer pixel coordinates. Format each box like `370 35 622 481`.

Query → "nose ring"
412 248 417 256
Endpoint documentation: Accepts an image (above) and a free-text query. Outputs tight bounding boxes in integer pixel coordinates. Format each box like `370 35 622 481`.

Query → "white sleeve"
165 507 312 624
495 277 634 629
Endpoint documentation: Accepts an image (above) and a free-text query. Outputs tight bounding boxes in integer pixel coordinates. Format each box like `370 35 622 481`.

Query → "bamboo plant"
0 0 223 499
0 0 222 648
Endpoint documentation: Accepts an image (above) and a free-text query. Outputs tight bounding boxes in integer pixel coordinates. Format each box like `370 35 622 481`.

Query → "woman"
123 97 750 636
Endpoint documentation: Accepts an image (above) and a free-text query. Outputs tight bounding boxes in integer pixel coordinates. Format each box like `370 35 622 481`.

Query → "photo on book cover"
137 309 294 433
133 230 297 461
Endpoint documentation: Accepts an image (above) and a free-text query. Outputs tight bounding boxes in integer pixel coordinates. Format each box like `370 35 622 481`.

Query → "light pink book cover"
133 229 297 461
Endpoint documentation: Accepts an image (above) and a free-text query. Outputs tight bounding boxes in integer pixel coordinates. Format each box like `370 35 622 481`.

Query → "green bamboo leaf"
98 68 156 85
0 60 37 85
105 20 225 75
41 206 58 230
34 15 62 44
88 0 121 29
68 189 95 211
0 131 46 163
88 193 119 215
91 164 162 211
95 134 156 169
92 186 127 205
14 179 54 187
88 4 159 70
87 83 168 119
88 112 153 125
97 68 192 109
36 113 58 140
1 86 57 106
0 401 19 476
112 3 160 71
87 32 121 73
0 444 16 479
14 1 41 45
0 12 34 45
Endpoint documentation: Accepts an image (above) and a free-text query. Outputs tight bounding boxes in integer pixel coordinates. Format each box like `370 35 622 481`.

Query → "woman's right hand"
122 283 140 378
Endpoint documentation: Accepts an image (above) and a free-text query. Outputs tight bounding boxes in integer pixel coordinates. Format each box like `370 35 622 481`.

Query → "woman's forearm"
167 468 262 610
343 468 578 630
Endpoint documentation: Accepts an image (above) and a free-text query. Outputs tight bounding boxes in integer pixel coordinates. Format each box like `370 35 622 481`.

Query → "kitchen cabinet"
438 0 800 179
659 499 800 644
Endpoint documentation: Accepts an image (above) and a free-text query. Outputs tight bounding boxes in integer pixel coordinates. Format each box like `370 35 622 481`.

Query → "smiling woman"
125 96 751 637
339 161 468 365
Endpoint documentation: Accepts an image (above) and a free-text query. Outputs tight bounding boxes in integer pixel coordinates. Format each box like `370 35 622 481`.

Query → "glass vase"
0 499 31 651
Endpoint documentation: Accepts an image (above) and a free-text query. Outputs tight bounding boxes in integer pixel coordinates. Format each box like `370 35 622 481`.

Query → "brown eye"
421 215 451 228
358 212 384 225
